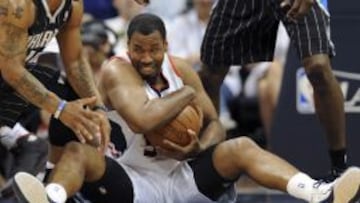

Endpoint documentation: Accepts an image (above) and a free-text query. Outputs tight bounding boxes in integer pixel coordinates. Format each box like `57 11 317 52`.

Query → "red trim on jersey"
168 55 181 77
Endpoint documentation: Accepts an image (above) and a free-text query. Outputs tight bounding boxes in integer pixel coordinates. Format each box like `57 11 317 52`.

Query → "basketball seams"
145 105 202 148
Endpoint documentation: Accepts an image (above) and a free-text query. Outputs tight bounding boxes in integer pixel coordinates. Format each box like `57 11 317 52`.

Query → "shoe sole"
12 172 48 203
333 167 360 203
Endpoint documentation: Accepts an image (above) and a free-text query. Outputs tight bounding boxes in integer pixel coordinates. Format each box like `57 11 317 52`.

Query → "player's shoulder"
168 55 196 76
106 56 132 70
63 0 83 28
101 57 134 80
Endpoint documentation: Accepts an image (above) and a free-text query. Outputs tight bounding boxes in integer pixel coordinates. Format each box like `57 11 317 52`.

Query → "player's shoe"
12 172 49 203
11 134 48 176
320 167 360 203
318 166 347 183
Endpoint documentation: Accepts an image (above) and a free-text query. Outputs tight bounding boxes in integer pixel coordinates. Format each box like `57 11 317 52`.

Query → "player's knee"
303 57 332 88
231 137 259 155
63 142 86 160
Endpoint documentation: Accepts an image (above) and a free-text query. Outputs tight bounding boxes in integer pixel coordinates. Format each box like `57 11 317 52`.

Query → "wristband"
92 105 108 112
54 100 67 119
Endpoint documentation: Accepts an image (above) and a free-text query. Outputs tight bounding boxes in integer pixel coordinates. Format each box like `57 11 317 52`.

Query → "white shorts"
120 162 237 203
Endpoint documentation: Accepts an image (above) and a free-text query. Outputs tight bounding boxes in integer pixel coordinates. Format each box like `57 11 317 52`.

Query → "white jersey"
106 54 236 203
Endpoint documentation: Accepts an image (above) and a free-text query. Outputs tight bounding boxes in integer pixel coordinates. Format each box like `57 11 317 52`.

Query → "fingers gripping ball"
146 105 203 148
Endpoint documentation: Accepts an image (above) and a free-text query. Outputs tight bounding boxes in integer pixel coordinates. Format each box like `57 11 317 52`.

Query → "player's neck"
147 74 168 92
47 0 64 14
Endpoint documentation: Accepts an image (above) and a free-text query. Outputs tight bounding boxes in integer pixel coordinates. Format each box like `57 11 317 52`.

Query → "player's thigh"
201 0 278 66
80 157 134 203
281 3 334 59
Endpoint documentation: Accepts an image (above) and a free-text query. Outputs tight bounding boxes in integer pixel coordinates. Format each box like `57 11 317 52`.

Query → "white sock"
287 173 333 202
0 123 29 149
45 183 67 203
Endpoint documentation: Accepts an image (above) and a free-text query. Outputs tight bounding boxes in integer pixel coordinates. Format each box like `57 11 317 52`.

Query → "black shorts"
189 144 238 201
0 63 60 127
201 0 335 66
80 157 134 203
47 81 81 146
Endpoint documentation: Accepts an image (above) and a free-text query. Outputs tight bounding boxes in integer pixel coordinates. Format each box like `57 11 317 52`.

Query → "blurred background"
29 0 360 202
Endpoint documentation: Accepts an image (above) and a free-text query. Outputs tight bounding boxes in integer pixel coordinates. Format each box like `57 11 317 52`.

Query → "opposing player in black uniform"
200 0 347 180
0 0 111 200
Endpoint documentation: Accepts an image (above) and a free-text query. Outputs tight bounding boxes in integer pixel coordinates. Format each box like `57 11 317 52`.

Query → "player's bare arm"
172 57 226 148
0 1 104 146
57 0 103 107
0 0 62 115
56 0 111 151
100 58 196 133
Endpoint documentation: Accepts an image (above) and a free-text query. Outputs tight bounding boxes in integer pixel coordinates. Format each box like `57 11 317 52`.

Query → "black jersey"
26 0 72 62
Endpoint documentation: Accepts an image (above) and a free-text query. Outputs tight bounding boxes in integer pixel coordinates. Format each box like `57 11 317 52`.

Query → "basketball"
145 104 203 149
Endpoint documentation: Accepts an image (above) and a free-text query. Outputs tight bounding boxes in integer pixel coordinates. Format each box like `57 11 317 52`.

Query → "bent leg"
213 137 298 191
47 142 106 197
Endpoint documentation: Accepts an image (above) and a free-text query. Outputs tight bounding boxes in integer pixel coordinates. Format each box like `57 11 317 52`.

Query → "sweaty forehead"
129 31 164 45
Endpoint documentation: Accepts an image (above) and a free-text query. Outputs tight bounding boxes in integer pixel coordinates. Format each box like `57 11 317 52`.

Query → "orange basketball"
145 104 203 149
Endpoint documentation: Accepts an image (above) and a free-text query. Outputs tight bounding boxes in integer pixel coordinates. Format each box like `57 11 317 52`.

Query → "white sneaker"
319 167 360 203
332 167 360 203
12 172 49 203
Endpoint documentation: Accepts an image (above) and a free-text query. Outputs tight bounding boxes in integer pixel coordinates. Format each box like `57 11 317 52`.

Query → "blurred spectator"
81 20 115 83
258 23 290 139
168 0 213 71
105 0 145 55
228 23 290 148
84 0 117 20
168 0 239 130
144 0 187 20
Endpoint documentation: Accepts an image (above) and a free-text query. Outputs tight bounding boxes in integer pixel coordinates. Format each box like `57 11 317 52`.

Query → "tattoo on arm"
0 1 24 20
16 70 50 107
12 6 23 19
0 22 27 57
68 56 98 98
0 6 8 17
0 0 9 17
0 21 53 109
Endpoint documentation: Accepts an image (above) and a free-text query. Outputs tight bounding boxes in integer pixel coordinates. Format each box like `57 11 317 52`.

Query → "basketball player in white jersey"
13 13 360 203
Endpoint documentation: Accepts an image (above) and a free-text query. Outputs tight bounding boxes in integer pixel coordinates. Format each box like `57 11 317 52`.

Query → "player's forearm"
65 55 104 107
2 65 60 114
134 86 195 132
199 120 226 149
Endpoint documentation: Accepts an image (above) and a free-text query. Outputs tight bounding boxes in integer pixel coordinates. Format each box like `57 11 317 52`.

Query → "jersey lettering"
27 29 59 50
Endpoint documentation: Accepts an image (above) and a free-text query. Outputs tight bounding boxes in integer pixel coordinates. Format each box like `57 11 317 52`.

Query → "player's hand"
92 109 111 153
157 129 203 161
134 0 149 5
58 97 102 145
281 0 314 20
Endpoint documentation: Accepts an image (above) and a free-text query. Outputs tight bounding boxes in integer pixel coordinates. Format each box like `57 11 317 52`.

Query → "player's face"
128 31 167 81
